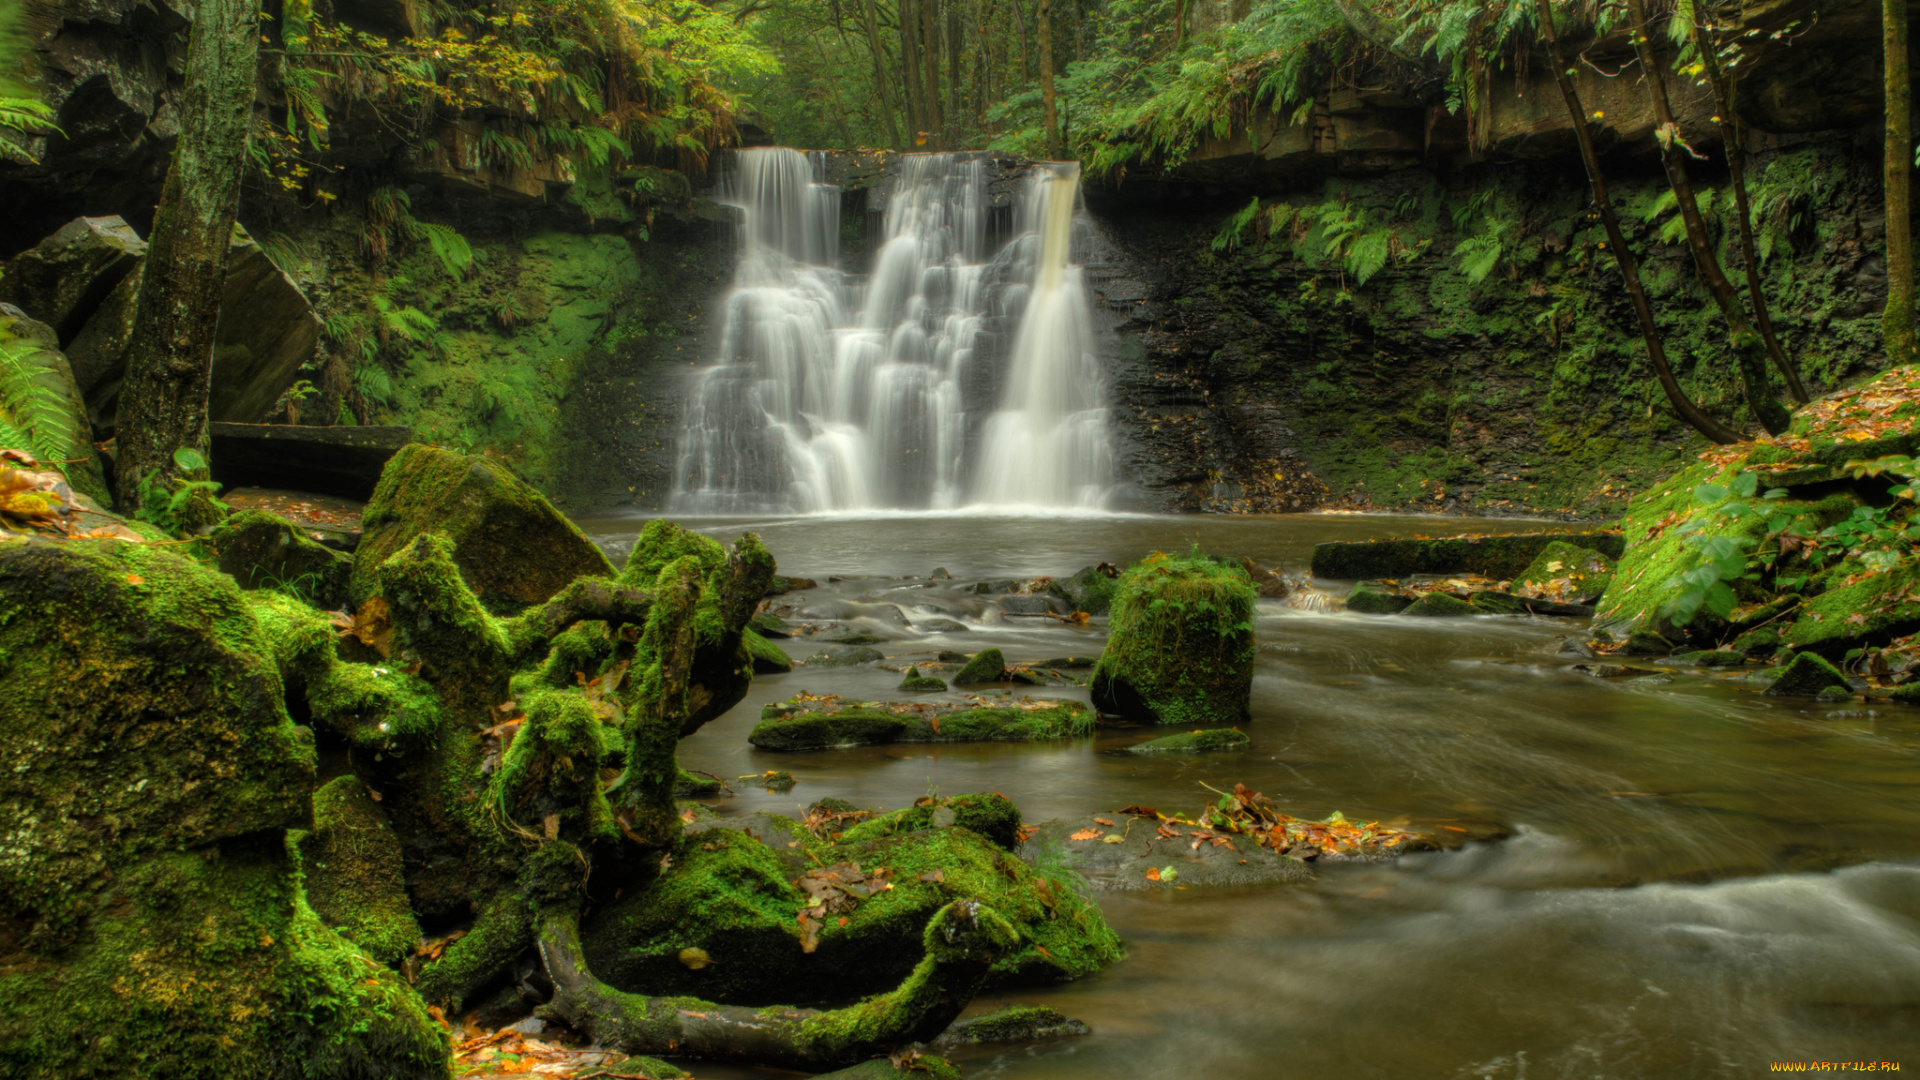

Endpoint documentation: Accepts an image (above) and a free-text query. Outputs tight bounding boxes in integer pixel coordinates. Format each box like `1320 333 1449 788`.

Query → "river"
578 510 1920 1079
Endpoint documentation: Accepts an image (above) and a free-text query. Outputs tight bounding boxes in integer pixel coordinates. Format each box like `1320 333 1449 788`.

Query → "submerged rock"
898 666 948 692
1766 652 1853 699
804 645 886 667
1671 649 1747 668
1046 563 1120 614
1124 728 1248 753
1091 552 1255 726
953 647 1008 683
1346 580 1412 614
1403 592 1476 617
750 611 793 637
750 695 1094 749
1515 540 1617 603
352 444 614 611
931 1004 1090 1047
912 617 970 633
1239 556 1290 598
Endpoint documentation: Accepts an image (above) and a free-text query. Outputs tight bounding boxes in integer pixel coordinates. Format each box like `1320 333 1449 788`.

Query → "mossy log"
539 901 1018 1071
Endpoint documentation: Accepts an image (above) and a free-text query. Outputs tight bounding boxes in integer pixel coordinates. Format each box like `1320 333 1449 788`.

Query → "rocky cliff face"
2 0 1913 517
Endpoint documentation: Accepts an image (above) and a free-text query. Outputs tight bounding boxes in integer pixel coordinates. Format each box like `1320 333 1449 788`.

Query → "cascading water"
670 147 1111 513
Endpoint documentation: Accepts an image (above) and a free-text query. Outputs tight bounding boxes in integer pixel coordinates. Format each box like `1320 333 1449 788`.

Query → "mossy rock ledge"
1311 532 1625 581
349 443 614 612
1090 552 1256 726
209 508 354 610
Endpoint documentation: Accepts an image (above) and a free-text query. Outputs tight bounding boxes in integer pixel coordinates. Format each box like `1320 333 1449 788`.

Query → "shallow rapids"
578 511 1920 1078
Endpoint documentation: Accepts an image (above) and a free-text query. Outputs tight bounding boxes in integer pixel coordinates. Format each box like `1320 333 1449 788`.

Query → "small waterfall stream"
670 148 1111 514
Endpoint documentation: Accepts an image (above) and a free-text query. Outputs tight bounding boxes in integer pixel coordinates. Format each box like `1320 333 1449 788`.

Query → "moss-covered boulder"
1403 592 1476 617
1090 552 1255 726
953 647 1008 683
1672 649 1747 668
1045 564 1119 615
1766 651 1853 698
298 775 422 965
209 508 353 609
750 695 1093 749
1516 540 1617 603
931 1004 1089 1047
0 538 446 1078
1346 580 1411 614
1124 728 1249 753
743 627 792 674
805 645 886 666
578 799 1120 1005
351 443 614 612
898 666 947 692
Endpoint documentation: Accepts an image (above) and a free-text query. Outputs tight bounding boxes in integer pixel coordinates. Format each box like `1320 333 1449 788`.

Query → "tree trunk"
923 0 943 147
1689 11 1808 403
1887 0 1916 365
1038 0 1061 159
113 0 260 503
1532 0 1742 445
1174 0 1188 51
1011 0 1030 82
861 0 904 148
947 0 963 145
900 0 924 138
1625 0 1791 436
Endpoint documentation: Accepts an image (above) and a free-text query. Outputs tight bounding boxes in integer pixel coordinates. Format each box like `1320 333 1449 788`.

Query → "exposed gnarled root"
537 900 1017 1071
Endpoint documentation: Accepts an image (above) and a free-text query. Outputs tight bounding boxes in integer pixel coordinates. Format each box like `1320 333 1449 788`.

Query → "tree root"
537 900 1018 1071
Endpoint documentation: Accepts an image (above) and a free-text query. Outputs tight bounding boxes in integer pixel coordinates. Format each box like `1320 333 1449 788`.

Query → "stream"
578 511 1920 1079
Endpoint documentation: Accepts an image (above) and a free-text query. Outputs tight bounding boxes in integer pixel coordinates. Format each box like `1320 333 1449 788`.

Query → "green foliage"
0 96 59 163
0 340 75 473
135 448 230 536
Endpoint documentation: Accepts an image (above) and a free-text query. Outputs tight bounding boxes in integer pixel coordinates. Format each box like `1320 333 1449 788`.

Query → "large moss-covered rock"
1091 553 1255 725
578 800 1122 1005
1346 580 1412 613
952 647 1008 683
1045 564 1120 615
352 444 615 612
1402 592 1477 617
209 508 353 609
743 627 792 674
1124 728 1249 753
0 538 446 1079
1516 540 1617 602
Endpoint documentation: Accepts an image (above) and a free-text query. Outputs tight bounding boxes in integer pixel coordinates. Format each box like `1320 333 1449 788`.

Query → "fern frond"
0 340 75 473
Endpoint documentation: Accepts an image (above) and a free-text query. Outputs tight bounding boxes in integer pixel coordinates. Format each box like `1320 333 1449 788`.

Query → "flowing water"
671 149 1110 513
577 511 1920 1079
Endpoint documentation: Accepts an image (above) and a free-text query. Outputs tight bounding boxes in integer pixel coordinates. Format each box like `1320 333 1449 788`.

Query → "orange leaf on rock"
1068 828 1104 841
1144 867 1162 882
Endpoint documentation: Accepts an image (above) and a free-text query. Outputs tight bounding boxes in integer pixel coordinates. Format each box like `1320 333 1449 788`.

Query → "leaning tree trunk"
1532 0 1743 445
1038 0 1062 159
922 0 943 147
1689 9 1809 404
1625 0 1791 436
1886 0 1916 366
113 0 259 504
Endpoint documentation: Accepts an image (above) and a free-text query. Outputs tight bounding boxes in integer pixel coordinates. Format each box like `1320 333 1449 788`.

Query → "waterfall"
670 148 1110 514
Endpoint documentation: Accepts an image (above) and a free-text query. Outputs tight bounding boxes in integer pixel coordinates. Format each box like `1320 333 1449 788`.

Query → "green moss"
413 890 533 1012
1124 728 1249 753
298 776 422 964
1311 533 1626 580
1782 562 1920 658
1090 551 1255 726
749 698 1093 749
897 666 946 692
743 627 792 674
353 444 615 613
1045 565 1120 615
